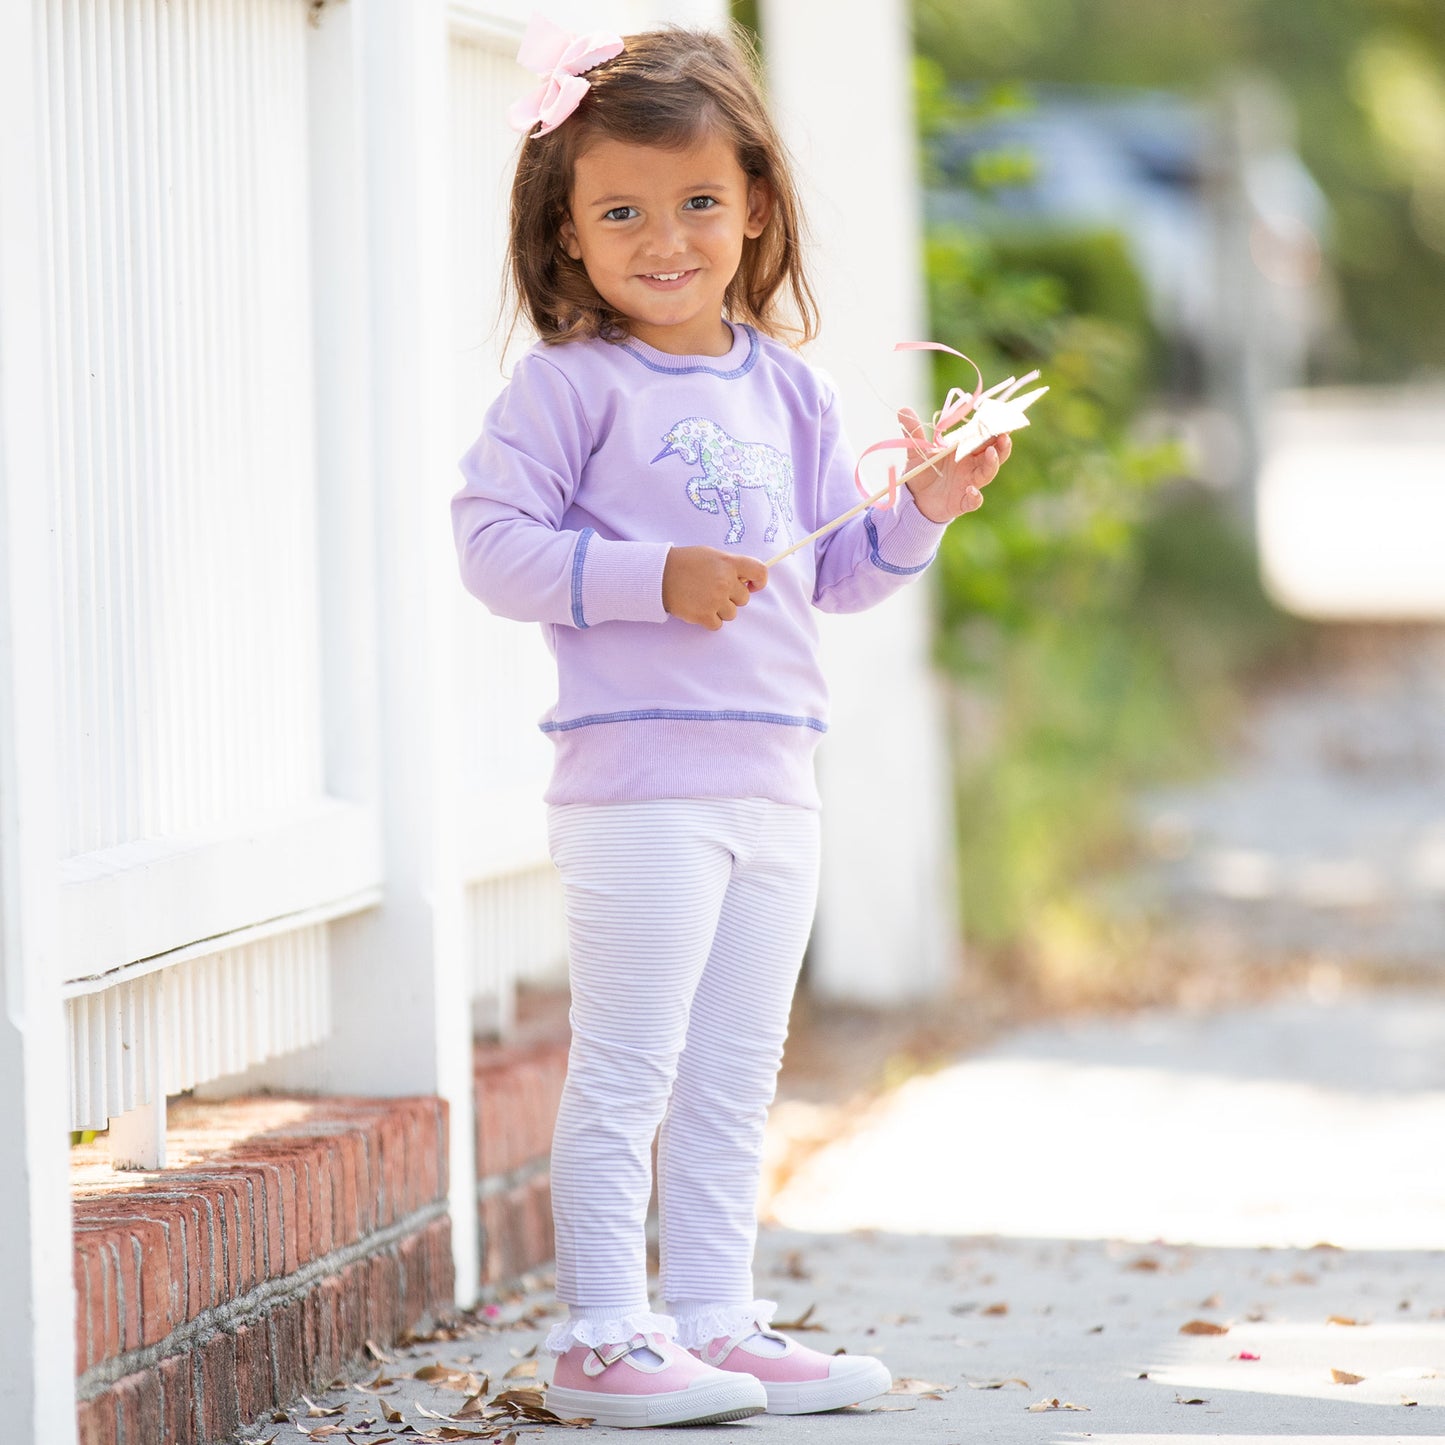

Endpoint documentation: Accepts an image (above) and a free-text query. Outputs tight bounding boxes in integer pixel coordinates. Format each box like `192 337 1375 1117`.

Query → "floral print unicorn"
652 417 795 546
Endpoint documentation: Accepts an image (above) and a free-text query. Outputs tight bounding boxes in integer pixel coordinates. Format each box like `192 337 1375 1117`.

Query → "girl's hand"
662 546 768 630
898 406 1012 524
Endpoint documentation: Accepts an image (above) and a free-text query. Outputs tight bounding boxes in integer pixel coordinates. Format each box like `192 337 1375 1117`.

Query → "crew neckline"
617 322 758 379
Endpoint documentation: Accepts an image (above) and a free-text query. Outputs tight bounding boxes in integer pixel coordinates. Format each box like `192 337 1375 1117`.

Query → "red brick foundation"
72 1095 453 1445
474 996 570 1287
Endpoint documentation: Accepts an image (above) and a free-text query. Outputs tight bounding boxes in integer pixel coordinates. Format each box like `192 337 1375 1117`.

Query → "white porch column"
757 0 958 1003
250 0 479 1306
0 2 78 1438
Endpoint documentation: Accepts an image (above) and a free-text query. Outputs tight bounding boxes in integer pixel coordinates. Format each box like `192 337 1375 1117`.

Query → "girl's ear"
745 178 774 240
559 215 583 261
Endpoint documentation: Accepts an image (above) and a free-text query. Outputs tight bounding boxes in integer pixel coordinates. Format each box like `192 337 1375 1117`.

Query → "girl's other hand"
897 405 1012 524
662 546 768 630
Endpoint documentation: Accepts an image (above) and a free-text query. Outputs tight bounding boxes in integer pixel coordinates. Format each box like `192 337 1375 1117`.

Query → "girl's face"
560 131 771 356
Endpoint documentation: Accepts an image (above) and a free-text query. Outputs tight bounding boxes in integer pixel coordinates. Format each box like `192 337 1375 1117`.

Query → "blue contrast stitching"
570 528 595 628
620 325 759 379
864 512 934 576
541 708 827 734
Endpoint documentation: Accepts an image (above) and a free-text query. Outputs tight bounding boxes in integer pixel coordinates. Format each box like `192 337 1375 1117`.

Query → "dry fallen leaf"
968 1378 1029 1391
981 1301 1009 1316
773 1304 826 1332
502 1360 538 1381
365 1339 397 1364
414 1364 486 1394
416 1402 466 1423
1176 1395 1209 1405
889 1378 956 1398
1403 1397 1420 1407
1179 1320 1229 1336
381 1401 405 1424
487 1387 593 1428
355 1370 397 1394
1331 1369 1366 1385
1126 1255 1161 1272
300 1397 346 1419
1026 1398 1089 1413
1327 1315 1364 1327
454 1392 493 1420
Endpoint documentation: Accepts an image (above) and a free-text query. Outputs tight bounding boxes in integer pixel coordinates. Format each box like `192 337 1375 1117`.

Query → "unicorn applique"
652 417 794 546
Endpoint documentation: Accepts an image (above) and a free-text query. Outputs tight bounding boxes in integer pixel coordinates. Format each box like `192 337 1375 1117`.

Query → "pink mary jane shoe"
693 1327 892 1415
548 1331 767 1429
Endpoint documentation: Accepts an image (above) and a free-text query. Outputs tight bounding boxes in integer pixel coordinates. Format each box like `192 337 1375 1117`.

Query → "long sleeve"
810 393 948 614
451 353 671 628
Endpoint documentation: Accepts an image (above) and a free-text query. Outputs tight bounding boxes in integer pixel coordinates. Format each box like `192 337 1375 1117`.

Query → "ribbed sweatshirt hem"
542 716 824 809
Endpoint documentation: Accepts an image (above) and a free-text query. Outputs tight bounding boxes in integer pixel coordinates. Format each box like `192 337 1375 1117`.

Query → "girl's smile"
561 133 772 356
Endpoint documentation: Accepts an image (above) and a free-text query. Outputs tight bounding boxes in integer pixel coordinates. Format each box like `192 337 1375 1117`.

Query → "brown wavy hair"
505 24 818 348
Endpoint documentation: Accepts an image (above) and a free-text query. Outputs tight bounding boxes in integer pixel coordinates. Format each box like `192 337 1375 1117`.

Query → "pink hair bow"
507 15 624 137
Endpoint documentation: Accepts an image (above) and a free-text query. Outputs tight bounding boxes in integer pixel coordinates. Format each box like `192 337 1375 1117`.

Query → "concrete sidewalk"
257 987 1445 1442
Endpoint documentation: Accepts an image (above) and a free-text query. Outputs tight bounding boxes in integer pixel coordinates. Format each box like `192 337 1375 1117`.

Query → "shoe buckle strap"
706 1324 787 1367
701 1336 735 1367
582 1340 635 1377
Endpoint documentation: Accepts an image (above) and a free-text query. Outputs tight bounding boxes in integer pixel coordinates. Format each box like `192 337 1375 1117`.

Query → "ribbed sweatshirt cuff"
869 490 949 571
576 535 671 626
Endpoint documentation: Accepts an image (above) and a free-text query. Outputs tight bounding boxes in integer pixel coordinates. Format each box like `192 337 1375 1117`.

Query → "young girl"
452 18 1010 1430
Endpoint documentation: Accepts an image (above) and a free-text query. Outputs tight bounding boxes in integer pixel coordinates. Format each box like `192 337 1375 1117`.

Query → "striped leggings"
547 798 820 1336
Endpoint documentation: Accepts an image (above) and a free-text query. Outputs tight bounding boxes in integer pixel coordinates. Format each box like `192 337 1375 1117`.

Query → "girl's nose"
642 214 686 258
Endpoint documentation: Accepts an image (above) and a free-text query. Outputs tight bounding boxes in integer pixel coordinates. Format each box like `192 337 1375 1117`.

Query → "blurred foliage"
915 0 1445 382
916 56 1178 644
951 487 1297 958
913 50 1299 971
734 2 1303 985
926 225 1176 642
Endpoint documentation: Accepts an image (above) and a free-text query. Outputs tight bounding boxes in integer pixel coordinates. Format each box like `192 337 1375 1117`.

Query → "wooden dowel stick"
764 447 954 568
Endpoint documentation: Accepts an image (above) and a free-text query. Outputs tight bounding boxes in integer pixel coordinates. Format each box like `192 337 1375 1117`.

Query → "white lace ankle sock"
568 1307 665 1366
668 1302 789 1356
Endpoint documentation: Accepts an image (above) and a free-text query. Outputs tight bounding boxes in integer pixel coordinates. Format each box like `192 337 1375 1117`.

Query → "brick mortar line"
74 1198 449 1401
476 1155 549 1201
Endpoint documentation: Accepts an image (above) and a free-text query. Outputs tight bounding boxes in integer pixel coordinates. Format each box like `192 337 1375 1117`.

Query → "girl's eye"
602 206 639 222
682 195 718 212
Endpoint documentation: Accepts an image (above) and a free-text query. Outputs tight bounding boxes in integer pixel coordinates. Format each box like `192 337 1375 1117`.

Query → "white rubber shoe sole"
759 1356 893 1415
546 1374 767 1429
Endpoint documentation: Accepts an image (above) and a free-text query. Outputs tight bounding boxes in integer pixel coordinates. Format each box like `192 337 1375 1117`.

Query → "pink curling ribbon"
853 342 985 509
507 16 624 138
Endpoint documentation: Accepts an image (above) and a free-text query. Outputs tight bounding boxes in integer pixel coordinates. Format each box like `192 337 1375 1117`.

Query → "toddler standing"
452 17 1010 1429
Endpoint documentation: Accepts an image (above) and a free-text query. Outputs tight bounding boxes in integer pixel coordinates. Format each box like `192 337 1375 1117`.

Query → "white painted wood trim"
446 2 527 43
60 887 381 1001
58 798 383 987
0 0 79 1433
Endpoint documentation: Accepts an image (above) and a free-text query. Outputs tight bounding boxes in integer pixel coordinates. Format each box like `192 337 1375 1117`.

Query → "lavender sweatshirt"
451 322 947 809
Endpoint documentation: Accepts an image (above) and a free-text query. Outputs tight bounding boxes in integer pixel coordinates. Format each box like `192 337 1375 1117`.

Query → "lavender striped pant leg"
658 804 819 1306
546 800 818 1324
